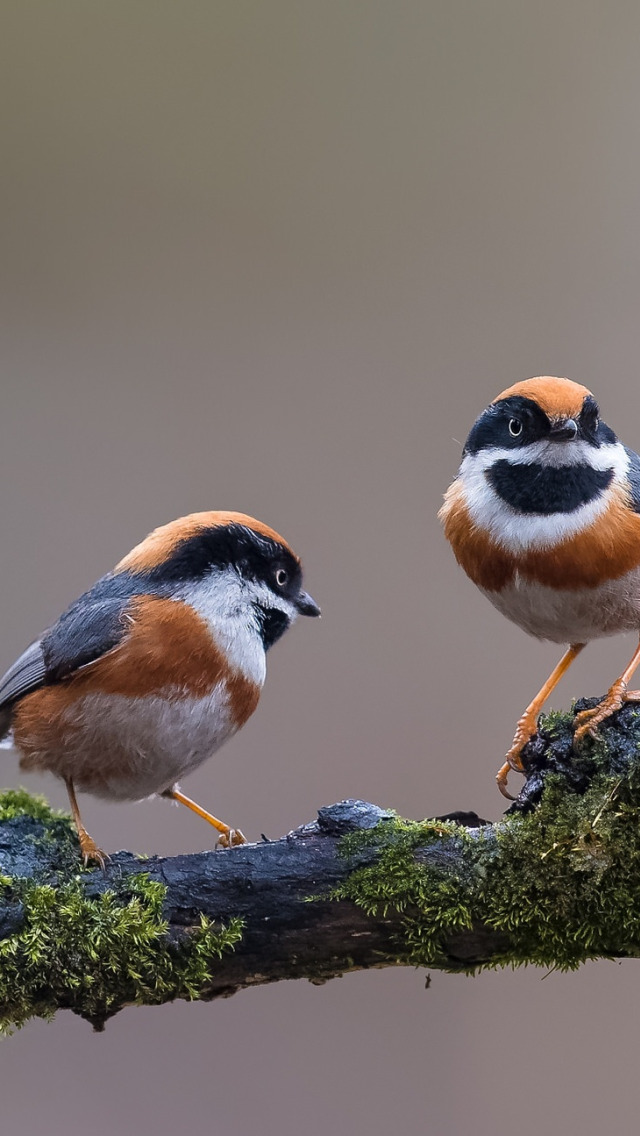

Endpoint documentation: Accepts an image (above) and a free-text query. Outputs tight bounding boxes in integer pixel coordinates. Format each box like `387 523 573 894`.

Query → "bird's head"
117 510 320 650
453 377 629 551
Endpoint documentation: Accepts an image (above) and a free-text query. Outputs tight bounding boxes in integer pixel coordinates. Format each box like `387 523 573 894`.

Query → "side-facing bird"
439 376 640 799
0 511 320 864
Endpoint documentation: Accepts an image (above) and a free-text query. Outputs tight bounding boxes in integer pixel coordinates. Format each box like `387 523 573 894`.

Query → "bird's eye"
275 568 288 587
508 418 523 437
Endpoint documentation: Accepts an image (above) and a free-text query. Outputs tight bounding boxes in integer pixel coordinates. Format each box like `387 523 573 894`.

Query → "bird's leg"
64 777 109 868
497 643 586 800
574 636 640 743
162 787 247 847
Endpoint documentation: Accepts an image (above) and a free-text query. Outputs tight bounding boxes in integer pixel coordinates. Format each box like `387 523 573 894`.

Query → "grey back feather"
624 447 640 513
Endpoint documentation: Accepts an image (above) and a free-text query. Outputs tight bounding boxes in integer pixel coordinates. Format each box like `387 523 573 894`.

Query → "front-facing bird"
0 511 320 864
440 377 640 798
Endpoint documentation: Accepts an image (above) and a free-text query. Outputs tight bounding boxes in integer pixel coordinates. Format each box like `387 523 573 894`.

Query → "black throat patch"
486 461 614 514
254 606 291 650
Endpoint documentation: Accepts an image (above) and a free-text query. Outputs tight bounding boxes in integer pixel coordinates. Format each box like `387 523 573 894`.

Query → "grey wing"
0 597 134 738
625 447 640 512
0 641 46 735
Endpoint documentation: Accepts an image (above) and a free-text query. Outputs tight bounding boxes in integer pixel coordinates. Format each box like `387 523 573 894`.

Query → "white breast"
482 567 640 643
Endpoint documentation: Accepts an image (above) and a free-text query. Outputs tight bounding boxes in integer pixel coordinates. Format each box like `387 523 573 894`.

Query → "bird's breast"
14 679 261 801
481 569 640 642
81 593 265 700
440 474 640 592
11 594 263 800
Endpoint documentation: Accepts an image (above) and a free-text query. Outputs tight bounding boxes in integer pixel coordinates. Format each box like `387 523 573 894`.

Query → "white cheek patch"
174 569 297 687
472 438 626 471
175 569 267 686
458 441 629 552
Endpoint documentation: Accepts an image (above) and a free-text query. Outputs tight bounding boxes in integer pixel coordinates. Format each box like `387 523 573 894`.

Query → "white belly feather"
55 685 238 801
482 568 640 643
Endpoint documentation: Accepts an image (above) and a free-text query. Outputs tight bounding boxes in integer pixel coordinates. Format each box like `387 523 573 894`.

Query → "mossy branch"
1 696 640 1032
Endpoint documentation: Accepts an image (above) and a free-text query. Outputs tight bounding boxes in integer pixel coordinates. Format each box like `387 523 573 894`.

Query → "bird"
439 376 640 799
0 511 320 865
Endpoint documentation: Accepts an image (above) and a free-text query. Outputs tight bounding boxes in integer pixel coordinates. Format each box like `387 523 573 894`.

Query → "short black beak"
549 418 578 441
295 590 321 617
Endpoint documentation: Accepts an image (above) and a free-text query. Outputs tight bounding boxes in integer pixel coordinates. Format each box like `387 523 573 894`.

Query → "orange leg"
64 777 109 869
497 643 585 801
574 636 640 743
163 787 247 848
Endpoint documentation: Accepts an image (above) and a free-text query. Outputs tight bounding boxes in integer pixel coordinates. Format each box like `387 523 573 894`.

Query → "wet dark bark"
0 798 500 1012
1 698 637 1024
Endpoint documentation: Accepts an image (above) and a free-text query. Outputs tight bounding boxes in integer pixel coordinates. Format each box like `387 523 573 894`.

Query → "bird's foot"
78 830 109 870
216 827 247 849
496 714 534 800
573 681 640 743
162 788 247 847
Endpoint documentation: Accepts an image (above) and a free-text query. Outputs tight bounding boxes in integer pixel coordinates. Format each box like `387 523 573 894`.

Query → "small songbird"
439 377 640 799
0 511 320 864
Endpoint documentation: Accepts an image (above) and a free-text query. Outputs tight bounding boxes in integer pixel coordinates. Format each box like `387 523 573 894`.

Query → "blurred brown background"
2 2 640 1133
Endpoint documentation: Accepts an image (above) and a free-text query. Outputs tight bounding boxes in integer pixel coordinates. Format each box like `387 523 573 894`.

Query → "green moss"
0 788 104 879
0 788 65 825
330 714 640 973
0 874 243 1032
330 818 478 967
478 769 640 969
0 789 244 1031
535 708 574 738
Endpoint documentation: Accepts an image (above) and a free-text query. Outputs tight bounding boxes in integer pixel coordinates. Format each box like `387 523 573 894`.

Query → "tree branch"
1 697 640 1030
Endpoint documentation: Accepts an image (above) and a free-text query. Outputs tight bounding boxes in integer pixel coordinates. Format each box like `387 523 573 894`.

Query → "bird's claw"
216 827 247 849
496 715 535 799
573 680 629 743
495 760 515 800
79 833 110 870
